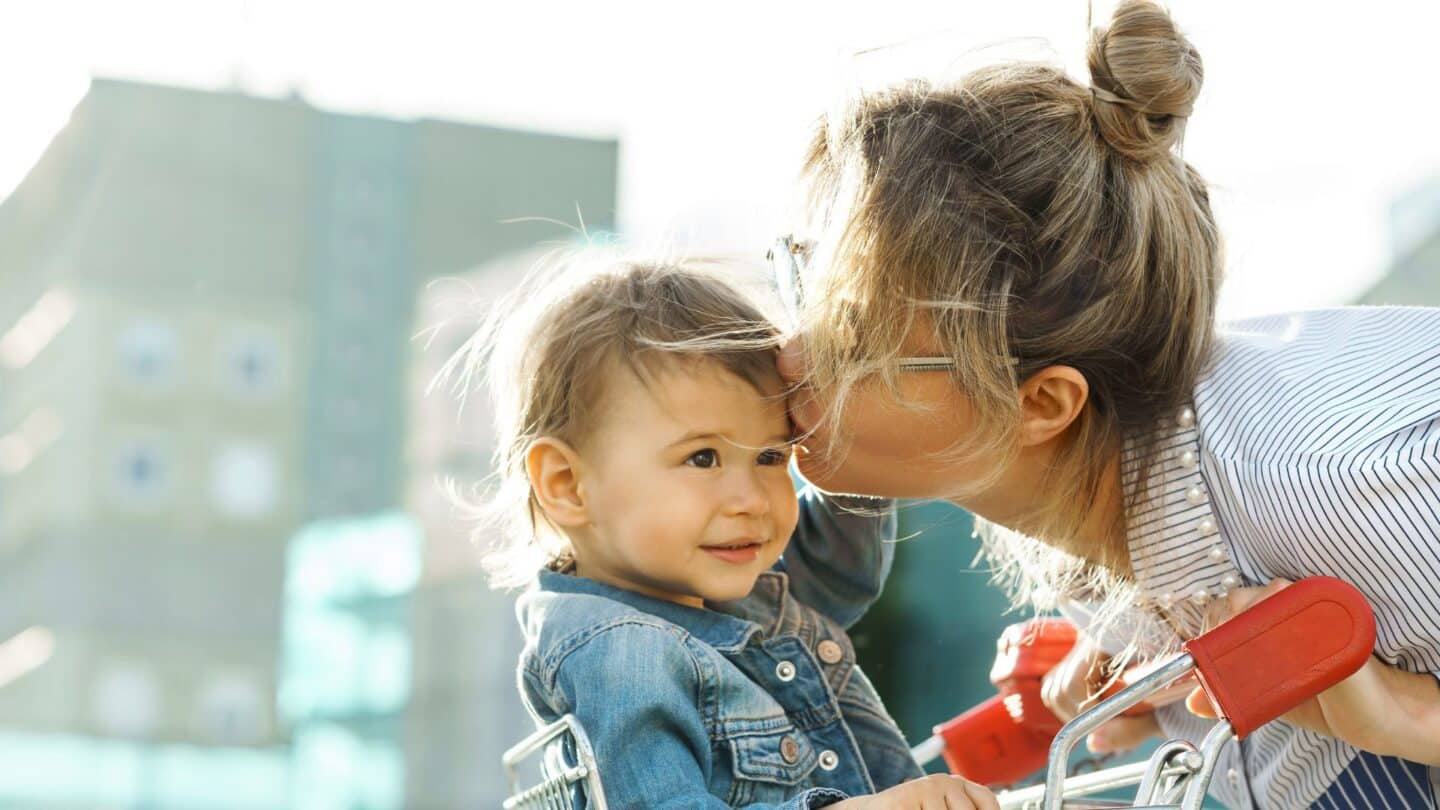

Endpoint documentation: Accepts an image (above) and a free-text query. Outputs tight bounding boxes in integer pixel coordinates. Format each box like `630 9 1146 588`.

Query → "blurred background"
1 1 1437 807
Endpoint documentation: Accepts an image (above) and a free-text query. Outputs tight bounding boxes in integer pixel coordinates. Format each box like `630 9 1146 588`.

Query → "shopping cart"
501 576 1375 809
502 713 608 810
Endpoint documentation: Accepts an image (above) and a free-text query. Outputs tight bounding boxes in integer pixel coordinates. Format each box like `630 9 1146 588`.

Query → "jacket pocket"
728 725 819 786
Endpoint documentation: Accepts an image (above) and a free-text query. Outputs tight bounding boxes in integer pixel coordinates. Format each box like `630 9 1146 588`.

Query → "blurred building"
0 78 616 807
1384 175 1440 266
279 511 422 810
1358 176 1440 306
405 257 540 808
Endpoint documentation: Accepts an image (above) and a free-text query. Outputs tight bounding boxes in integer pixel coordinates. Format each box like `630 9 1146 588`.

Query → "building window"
114 440 169 506
92 662 160 738
195 673 266 744
219 330 284 400
211 442 279 519
118 320 178 388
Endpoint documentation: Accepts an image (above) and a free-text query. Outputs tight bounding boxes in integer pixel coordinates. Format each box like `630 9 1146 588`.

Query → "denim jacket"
515 488 923 809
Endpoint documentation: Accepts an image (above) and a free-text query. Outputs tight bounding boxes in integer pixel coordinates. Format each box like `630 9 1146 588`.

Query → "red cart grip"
934 617 1165 785
934 690 1050 786
990 618 1078 687
990 617 1161 731
1184 576 1376 738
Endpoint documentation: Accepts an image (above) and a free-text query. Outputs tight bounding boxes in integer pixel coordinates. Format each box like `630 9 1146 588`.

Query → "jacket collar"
534 569 795 652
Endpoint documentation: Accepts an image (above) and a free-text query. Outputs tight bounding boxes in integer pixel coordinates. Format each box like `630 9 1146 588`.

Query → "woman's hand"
1188 579 1440 766
1039 633 1163 754
830 774 999 810
1041 633 1106 723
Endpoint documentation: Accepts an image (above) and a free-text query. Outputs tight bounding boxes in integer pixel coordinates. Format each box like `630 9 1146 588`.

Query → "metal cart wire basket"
502 713 608 810
502 576 1375 809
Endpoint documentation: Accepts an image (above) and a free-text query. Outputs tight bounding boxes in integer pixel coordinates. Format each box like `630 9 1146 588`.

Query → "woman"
775 2 1440 807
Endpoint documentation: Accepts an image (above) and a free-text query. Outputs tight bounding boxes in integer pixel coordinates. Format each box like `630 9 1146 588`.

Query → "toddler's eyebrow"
666 430 793 448
667 430 724 448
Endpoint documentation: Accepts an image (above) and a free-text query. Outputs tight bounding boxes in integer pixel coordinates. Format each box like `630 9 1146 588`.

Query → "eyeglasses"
767 234 965 373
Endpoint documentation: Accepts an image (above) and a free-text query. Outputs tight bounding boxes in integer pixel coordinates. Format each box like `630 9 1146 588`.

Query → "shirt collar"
1123 404 1243 638
535 569 783 652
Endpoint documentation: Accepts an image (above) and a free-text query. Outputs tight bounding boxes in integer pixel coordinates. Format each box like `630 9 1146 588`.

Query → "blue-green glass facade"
280 512 421 809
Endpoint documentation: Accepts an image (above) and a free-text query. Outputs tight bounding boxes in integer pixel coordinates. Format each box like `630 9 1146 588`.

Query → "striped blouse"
1120 306 1440 809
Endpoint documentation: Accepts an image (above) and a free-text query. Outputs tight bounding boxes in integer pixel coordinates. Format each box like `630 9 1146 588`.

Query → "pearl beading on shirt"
1126 308 1440 810
1127 405 1246 627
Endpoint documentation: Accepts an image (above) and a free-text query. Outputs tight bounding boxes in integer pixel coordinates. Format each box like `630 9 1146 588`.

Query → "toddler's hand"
831 773 999 810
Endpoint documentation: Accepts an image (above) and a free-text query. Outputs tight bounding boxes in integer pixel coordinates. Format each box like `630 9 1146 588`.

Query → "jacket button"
818 750 840 771
816 639 843 665
775 660 797 682
779 735 800 764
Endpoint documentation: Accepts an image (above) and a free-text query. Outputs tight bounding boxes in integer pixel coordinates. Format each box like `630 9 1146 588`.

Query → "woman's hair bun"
1086 0 1203 163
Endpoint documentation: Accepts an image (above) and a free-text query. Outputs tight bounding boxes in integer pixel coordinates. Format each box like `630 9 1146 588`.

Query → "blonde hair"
798 0 1220 630
439 251 783 588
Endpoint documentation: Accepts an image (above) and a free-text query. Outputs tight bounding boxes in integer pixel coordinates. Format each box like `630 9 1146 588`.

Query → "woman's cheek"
794 440 866 491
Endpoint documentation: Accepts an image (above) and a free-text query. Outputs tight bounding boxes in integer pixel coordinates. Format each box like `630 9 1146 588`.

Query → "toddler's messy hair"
434 249 783 588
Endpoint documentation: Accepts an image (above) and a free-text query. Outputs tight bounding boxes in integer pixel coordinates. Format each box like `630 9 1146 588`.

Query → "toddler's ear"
526 437 589 527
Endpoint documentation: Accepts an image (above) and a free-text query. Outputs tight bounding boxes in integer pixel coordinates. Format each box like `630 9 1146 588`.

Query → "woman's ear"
1017 366 1090 447
525 437 589 528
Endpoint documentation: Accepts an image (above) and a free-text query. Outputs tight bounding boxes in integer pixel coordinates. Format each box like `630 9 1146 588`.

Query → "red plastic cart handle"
933 692 1049 786
1184 576 1376 738
934 618 1161 784
990 618 1078 686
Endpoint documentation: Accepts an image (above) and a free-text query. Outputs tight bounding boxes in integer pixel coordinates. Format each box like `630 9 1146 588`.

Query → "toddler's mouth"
701 540 764 565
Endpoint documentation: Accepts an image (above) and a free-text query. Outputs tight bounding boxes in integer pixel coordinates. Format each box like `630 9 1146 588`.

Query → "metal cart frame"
502 577 1376 809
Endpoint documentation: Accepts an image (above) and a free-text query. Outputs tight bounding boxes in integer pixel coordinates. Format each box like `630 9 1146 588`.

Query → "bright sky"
5 0 1439 318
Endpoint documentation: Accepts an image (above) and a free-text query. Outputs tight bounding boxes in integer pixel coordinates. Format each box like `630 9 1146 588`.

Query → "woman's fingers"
1040 635 1106 723
1086 712 1162 753
1191 579 1293 720
1203 577 1293 628
1190 577 1361 735
1079 581 1300 754
1185 685 1218 719
1185 649 1407 753
1189 578 1297 719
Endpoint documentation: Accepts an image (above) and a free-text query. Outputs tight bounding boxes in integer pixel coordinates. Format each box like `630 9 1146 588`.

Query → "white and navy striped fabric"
1120 307 1440 809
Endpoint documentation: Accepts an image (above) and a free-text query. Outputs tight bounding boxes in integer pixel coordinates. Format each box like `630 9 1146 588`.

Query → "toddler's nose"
724 468 771 517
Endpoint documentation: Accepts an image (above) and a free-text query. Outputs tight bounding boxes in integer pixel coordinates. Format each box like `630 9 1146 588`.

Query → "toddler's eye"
685 449 720 469
758 447 792 466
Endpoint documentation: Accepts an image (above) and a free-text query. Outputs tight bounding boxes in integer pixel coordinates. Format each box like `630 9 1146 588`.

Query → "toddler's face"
570 360 799 608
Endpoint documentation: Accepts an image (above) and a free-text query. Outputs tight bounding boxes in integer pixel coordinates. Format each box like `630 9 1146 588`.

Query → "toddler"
466 254 997 809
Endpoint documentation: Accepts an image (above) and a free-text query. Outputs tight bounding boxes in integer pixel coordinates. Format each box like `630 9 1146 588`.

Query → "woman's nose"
776 336 808 385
